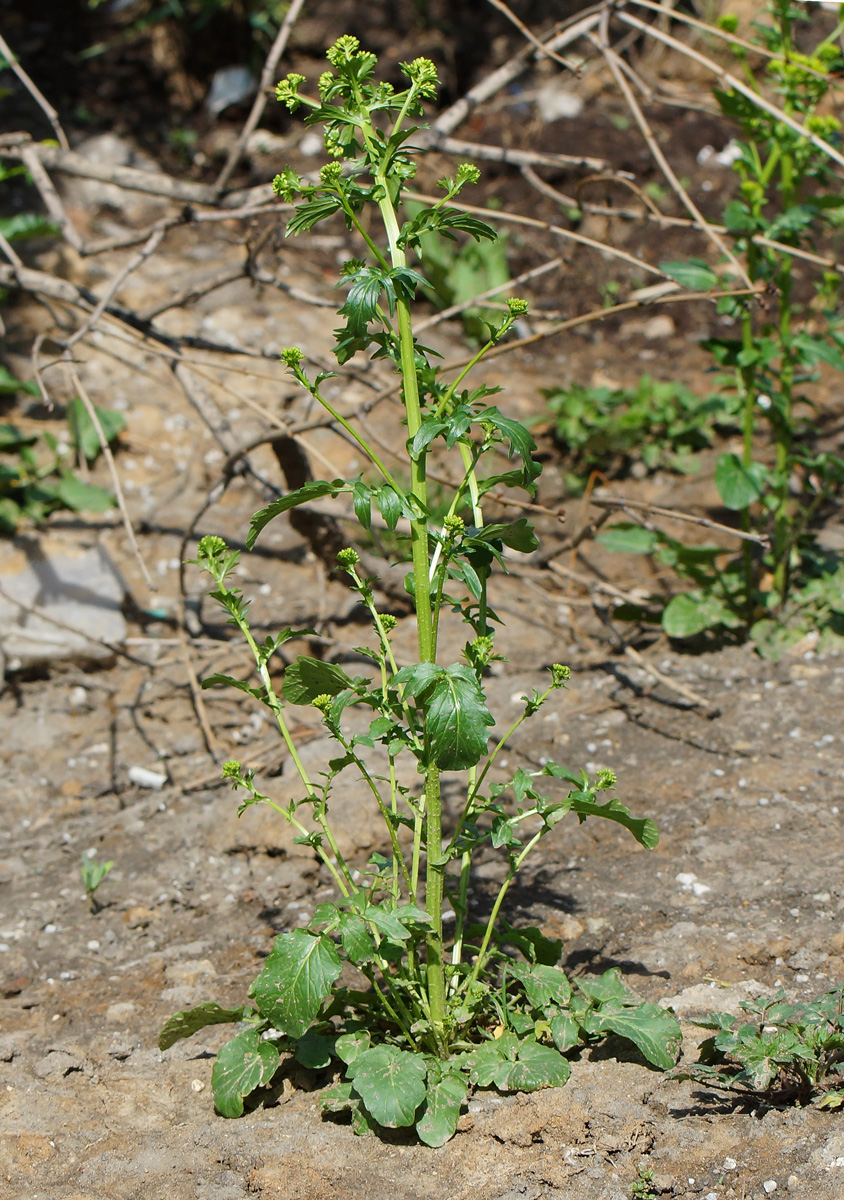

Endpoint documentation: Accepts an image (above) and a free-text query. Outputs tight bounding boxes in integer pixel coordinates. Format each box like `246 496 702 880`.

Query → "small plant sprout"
629 1163 658 1200
159 38 680 1144
80 853 114 913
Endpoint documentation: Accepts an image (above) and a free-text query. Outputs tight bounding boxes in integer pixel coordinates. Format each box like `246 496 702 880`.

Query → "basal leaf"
426 663 494 771
334 1028 371 1066
465 1033 519 1086
283 656 355 705
550 1012 580 1053
661 593 709 638
54 475 115 513
294 1029 335 1069
594 1001 682 1070
346 1044 427 1127
507 963 572 1011
416 1068 467 1147
158 1002 250 1051
211 1027 279 1118
251 930 342 1038
247 480 347 548
495 1039 571 1091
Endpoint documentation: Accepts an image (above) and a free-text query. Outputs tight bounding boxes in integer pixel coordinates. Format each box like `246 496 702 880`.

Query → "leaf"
465 1034 519 1086
499 923 562 966
496 1039 571 1091
211 1027 279 1118
391 661 440 699
283 656 355 705
507 963 572 1011
334 1029 371 1066
416 1068 467 1147
597 524 660 555
247 480 347 548
66 397 126 462
714 453 766 510
338 913 375 964
53 475 115 513
426 663 495 771
660 259 719 291
0 370 38 398
294 1030 334 1070
158 1002 249 1051
410 418 448 459
550 1012 580 1053
0 212 58 242
250 930 342 1039
569 794 659 850
661 593 709 638
346 1045 427 1128
594 1001 682 1070
475 407 536 462
200 673 263 702
286 194 344 236
793 332 844 373
471 518 538 554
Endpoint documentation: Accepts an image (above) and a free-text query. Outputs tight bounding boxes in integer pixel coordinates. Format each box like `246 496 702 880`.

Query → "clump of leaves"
629 1163 658 1200
0 388 124 532
80 852 114 913
159 39 680 1144
544 375 736 491
677 986 844 1109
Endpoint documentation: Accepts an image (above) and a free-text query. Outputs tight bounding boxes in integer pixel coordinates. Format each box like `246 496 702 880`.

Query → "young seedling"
677 986 844 1109
159 38 680 1144
80 853 114 914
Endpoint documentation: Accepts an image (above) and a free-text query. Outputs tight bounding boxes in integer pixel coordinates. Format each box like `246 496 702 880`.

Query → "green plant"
544 375 736 490
158 38 680 1144
80 852 114 913
0 391 124 532
629 1162 658 1200
677 986 844 1109
596 1 844 652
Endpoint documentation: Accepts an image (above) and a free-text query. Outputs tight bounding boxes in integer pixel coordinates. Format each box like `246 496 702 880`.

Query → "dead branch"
485 0 581 74
589 496 770 545
431 135 611 174
0 32 69 150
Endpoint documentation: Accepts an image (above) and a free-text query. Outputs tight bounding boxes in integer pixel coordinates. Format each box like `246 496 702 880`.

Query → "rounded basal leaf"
416 1070 467 1146
294 1030 335 1069
714 453 765 510
211 1028 279 1118
251 930 342 1039
346 1045 427 1127
597 524 660 556
594 1001 683 1071
495 1040 571 1091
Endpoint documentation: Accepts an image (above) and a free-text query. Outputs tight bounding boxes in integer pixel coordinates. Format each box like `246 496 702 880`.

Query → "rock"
128 765 168 790
642 315 675 340
164 958 217 986
206 66 257 118
32 1048 85 1079
535 80 584 122
105 1001 137 1024
0 537 126 672
810 1133 844 1170
660 979 771 1019
0 1034 22 1061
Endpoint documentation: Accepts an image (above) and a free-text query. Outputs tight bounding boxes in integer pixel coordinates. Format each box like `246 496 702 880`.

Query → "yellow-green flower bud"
280 347 304 369
337 547 360 567
222 759 242 778
550 663 571 688
507 297 529 317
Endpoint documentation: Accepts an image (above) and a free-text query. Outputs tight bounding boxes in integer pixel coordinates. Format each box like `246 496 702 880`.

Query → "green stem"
295 369 398 487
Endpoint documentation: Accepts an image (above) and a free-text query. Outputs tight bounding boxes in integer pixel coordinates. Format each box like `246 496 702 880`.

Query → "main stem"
376 177 448 1039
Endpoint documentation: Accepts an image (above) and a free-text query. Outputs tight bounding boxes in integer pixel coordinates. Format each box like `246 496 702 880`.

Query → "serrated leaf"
346 1045 427 1128
471 518 538 554
391 662 440 698
426 663 494 771
475 406 536 462
211 1027 279 1118
660 259 719 291
247 480 347 548
251 930 342 1038
200 673 264 701
286 194 344 236
569 794 659 849
283 656 355 705
714 453 765 510
416 1068 467 1147
158 1002 249 1051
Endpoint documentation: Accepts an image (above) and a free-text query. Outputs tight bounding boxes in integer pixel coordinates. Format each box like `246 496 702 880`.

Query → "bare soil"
2 6 844 1198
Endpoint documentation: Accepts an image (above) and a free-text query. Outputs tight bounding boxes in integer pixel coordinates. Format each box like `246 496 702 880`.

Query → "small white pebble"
795 974 809 982
759 797 769 806
723 1158 736 1171
789 728 801 739
713 768 724 776
763 1182 777 1195
44 924 57 934
87 940 100 951
191 1079 206 1092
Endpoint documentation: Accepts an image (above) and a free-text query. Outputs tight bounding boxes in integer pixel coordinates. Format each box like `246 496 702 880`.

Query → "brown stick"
432 135 610 174
0 32 69 150
589 496 769 545
213 0 308 193
485 0 581 73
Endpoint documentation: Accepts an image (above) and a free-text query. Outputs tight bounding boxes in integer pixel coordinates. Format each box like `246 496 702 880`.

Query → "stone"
164 958 217 986
660 979 771 1019
61 133 171 227
32 1048 85 1079
0 537 126 671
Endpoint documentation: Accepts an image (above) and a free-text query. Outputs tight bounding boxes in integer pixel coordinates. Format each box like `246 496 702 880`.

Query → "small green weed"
677 986 844 1109
0 390 124 532
629 1162 658 1200
80 852 114 913
544 375 736 490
